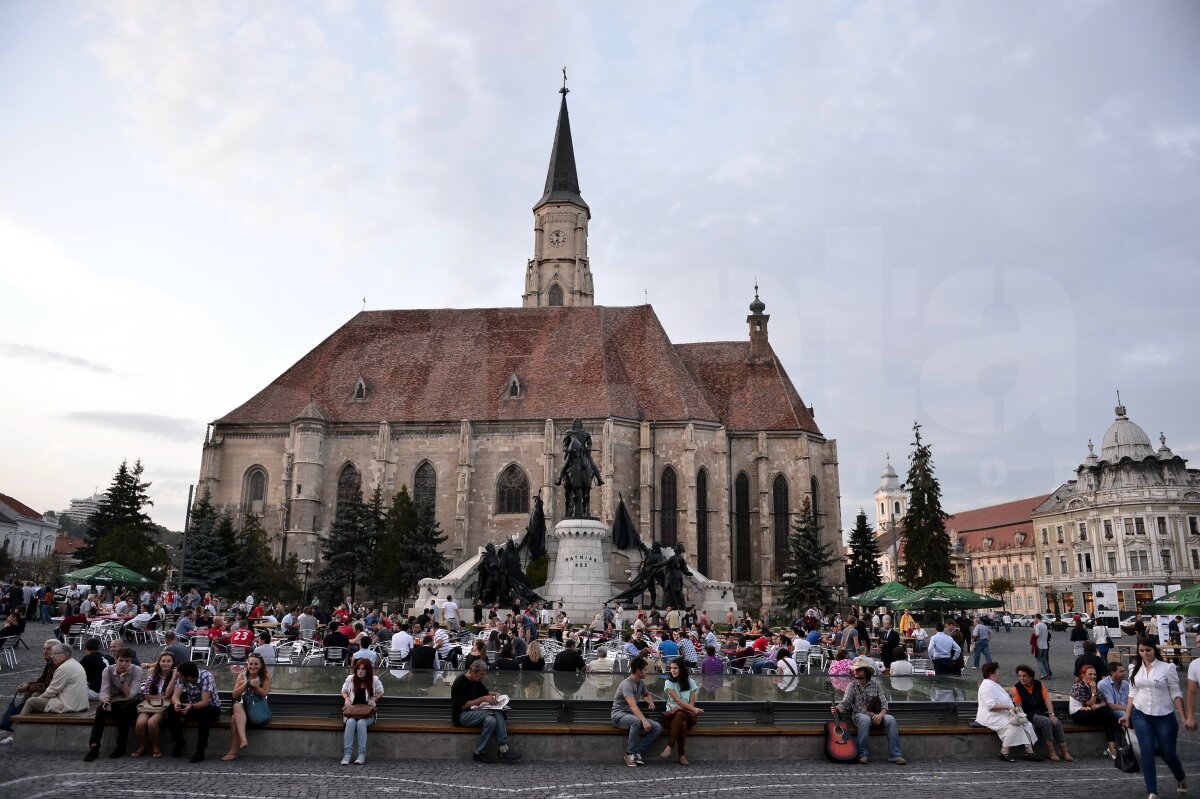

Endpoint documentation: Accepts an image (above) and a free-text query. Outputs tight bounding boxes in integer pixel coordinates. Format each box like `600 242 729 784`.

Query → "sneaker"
889 757 907 765
499 748 521 763
83 747 100 762
624 753 638 767
634 753 645 766
340 755 351 766
858 756 869 764
473 751 498 764
0 737 12 746
354 755 365 766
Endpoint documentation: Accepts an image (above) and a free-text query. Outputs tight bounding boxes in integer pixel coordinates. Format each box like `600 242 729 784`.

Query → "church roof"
535 93 589 215
218 306 749 426
673 342 821 433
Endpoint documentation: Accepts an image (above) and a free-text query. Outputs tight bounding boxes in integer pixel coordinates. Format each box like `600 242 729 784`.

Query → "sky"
1 1 1198 535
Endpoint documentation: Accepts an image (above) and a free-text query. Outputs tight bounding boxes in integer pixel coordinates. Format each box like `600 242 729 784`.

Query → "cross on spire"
561 66 569 96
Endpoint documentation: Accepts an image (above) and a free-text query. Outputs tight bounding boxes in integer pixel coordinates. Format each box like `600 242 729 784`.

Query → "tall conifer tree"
184 493 229 592
845 509 883 596
780 497 836 611
313 485 375 605
899 421 954 585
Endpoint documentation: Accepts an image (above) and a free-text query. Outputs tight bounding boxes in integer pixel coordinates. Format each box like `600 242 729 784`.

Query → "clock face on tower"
548 229 566 248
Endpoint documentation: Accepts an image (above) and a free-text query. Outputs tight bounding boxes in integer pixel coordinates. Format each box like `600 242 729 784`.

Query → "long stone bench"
13 697 1108 763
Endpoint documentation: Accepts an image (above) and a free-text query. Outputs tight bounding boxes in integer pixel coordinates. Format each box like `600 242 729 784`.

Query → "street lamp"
300 559 314 604
1161 548 1173 582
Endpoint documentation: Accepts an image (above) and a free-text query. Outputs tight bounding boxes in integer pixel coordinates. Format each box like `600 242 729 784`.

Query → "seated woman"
827 649 855 676
975 661 1041 762
1069 664 1119 758
340 660 383 765
132 652 177 757
518 640 545 672
463 640 489 672
1011 663 1071 761
494 644 520 671
223 653 271 761
660 657 703 766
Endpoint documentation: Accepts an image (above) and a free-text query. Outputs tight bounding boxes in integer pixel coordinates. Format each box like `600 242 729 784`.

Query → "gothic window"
414 462 436 511
696 468 709 576
660 466 678 547
354 377 366 400
893 500 900 515
735 473 751 582
772 475 789 580
810 476 821 525
497 464 529 515
244 467 267 515
548 283 564 306
508 376 520 397
336 463 361 515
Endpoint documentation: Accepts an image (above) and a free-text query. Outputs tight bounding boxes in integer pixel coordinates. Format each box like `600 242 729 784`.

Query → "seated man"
586 646 616 673
163 631 191 667
166 661 222 763
322 624 351 651
409 635 440 670
351 637 378 667
830 655 906 765
451 661 520 763
20 642 90 718
389 623 415 662
84 648 143 760
1098 661 1130 720
123 607 154 639
553 639 587 672
175 609 197 639
610 656 662 767
80 637 114 700
1 639 60 741
887 649 915 676
56 608 89 643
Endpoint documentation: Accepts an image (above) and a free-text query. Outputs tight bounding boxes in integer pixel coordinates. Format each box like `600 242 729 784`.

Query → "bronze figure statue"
555 418 604 518
662 542 692 609
610 540 667 607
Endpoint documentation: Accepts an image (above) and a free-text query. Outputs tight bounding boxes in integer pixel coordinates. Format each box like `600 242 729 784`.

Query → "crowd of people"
7 585 1200 786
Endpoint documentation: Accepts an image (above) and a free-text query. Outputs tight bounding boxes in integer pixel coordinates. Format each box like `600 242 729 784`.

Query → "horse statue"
556 419 604 518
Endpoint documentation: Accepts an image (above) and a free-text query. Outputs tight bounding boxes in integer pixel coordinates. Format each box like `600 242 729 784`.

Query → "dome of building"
879 460 901 492
1100 403 1154 461
749 284 766 314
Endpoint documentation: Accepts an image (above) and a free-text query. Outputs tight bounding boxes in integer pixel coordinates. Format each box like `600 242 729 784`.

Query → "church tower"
523 77 593 308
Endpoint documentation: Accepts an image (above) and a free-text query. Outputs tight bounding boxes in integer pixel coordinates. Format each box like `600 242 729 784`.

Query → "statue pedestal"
541 517 614 622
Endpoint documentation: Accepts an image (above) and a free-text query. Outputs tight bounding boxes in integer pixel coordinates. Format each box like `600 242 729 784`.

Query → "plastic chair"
227 644 250 664
0 637 18 669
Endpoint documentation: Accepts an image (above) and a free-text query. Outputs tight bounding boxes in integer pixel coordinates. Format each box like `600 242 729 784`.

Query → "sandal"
221 753 238 762
152 751 163 758
999 751 1016 762
130 749 144 758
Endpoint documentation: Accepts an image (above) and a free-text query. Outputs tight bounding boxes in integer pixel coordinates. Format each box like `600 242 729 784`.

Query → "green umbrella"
849 581 914 608
882 581 1003 610
1144 585 1200 614
62 561 157 589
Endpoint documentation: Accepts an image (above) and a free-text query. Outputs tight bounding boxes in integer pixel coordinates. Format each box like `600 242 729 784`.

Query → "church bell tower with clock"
523 75 594 308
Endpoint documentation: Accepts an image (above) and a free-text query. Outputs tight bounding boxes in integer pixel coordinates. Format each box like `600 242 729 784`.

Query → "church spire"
535 69 589 216
524 72 594 308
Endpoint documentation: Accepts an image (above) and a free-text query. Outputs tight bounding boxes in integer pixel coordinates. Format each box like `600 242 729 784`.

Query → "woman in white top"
1092 622 1111 659
974 661 1040 762
340 660 384 765
1122 639 1186 799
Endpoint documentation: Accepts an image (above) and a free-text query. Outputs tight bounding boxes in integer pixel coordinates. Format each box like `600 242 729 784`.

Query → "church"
196 86 843 612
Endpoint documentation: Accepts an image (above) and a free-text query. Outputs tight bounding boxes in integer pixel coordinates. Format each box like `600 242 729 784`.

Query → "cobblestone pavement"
3 748 1199 799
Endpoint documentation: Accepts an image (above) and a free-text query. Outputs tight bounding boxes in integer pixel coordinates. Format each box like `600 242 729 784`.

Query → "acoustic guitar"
825 708 859 763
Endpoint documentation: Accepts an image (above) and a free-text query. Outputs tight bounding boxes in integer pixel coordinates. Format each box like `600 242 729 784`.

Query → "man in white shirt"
245 594 256 609
927 623 961 676
124 609 154 638
442 595 459 627
1033 614 1052 679
539 604 552 626
1185 657 1200 732
390 624 415 661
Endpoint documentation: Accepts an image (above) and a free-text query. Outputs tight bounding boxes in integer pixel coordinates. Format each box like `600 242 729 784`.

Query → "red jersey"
229 627 255 647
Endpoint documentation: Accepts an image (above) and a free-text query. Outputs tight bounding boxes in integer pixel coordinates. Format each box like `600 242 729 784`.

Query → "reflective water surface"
211 664 996 702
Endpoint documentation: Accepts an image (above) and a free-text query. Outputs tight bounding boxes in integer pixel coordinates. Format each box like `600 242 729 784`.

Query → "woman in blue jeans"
340 660 383 765
1122 638 1186 799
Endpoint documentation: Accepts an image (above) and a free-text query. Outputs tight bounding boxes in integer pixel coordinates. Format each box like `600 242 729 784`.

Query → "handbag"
343 703 375 720
1007 706 1029 727
137 697 168 715
1114 728 1140 774
245 692 272 725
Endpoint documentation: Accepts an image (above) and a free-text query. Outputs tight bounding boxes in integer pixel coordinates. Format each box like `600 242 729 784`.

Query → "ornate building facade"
949 495 1049 614
1032 402 1200 615
195 89 842 611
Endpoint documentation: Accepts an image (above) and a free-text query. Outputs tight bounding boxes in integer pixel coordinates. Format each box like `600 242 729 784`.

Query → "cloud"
0 343 115 374
61 411 203 443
